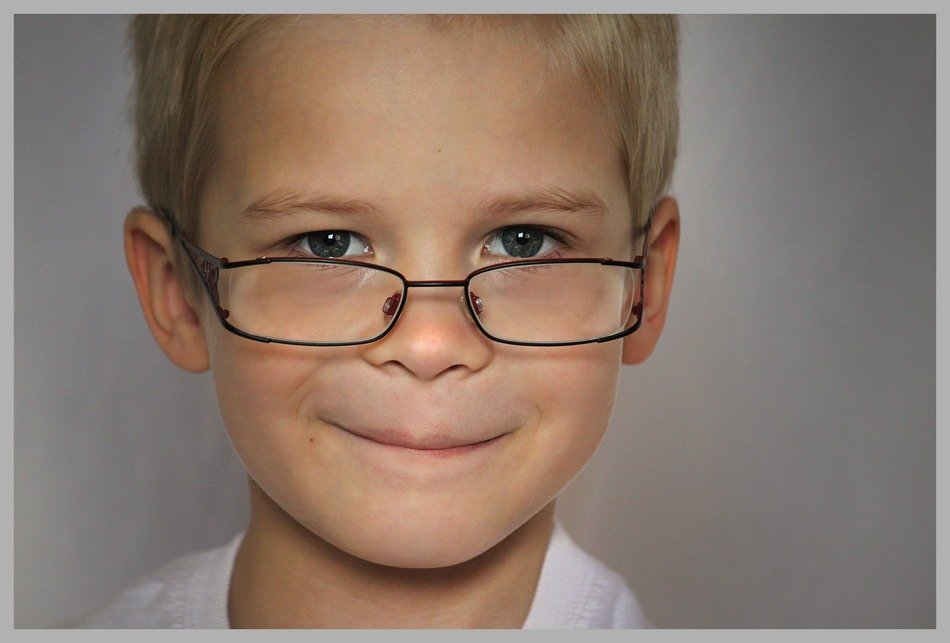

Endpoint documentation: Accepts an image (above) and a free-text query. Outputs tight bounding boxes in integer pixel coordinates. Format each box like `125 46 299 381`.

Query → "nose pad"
382 288 482 321
363 285 493 378
382 291 402 316
468 291 484 316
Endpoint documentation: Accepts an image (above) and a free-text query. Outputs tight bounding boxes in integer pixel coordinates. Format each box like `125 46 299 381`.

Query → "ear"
622 197 680 365
124 207 210 373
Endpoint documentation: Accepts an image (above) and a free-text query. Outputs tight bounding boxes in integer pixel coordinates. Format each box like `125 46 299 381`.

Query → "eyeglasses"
161 210 650 347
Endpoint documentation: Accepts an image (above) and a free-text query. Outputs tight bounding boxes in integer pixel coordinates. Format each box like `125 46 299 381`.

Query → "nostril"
382 292 402 316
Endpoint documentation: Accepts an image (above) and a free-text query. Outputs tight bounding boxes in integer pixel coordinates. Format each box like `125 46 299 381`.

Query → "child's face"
195 17 634 568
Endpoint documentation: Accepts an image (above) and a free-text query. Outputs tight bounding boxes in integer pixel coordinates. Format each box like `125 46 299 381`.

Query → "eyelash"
285 231 372 259
279 224 573 261
481 225 570 260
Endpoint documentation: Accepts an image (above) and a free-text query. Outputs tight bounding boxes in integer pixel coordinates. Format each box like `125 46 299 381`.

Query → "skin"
125 16 680 628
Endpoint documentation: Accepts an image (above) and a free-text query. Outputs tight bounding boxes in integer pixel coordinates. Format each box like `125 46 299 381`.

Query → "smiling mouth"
332 422 508 454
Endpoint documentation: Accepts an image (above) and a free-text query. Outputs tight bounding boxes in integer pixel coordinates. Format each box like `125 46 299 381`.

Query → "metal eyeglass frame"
159 208 651 348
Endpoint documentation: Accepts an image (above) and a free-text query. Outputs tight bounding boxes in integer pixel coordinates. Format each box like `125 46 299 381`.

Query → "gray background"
14 14 935 628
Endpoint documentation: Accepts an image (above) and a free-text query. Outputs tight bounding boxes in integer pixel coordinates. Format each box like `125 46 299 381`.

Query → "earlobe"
124 207 210 373
622 197 680 365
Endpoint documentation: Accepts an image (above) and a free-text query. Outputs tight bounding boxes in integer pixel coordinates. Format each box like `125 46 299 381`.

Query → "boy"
75 14 680 628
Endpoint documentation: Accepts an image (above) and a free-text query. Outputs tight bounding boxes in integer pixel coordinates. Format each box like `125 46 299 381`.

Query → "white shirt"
71 522 649 628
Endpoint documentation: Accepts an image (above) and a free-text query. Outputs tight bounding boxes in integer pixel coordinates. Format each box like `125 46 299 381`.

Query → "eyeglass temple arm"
634 213 653 264
629 212 654 323
156 207 234 265
156 208 230 318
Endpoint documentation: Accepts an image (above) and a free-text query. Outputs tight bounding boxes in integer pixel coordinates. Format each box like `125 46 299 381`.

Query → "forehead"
199 15 627 234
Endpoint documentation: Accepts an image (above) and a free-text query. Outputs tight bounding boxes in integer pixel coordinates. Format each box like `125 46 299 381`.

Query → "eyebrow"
241 187 383 220
476 186 608 219
240 185 608 220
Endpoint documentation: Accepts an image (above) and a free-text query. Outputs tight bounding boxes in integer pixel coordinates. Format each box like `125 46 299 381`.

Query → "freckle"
436 148 442 153
309 438 314 443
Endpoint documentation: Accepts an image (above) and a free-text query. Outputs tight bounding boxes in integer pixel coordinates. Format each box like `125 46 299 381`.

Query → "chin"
351 537 488 569
319 503 518 570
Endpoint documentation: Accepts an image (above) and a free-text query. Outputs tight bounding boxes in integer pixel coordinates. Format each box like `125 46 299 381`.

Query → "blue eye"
295 231 371 259
484 226 559 259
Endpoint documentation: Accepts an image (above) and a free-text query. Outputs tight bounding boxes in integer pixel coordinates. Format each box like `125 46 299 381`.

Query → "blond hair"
129 14 678 239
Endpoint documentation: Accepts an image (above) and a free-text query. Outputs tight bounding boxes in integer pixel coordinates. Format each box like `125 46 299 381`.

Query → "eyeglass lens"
216 261 640 345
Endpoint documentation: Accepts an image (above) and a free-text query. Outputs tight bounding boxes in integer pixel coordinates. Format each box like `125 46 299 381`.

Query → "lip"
331 422 509 456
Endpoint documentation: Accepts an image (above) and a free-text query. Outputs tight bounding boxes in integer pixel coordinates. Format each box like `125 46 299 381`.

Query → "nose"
360 284 493 380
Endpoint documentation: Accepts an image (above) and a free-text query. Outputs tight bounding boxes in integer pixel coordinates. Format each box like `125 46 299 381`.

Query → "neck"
228 479 555 628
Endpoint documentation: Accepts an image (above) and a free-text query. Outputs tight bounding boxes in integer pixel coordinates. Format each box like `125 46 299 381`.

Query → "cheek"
212 338 304 426
205 332 337 473
535 342 621 439
512 341 624 500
